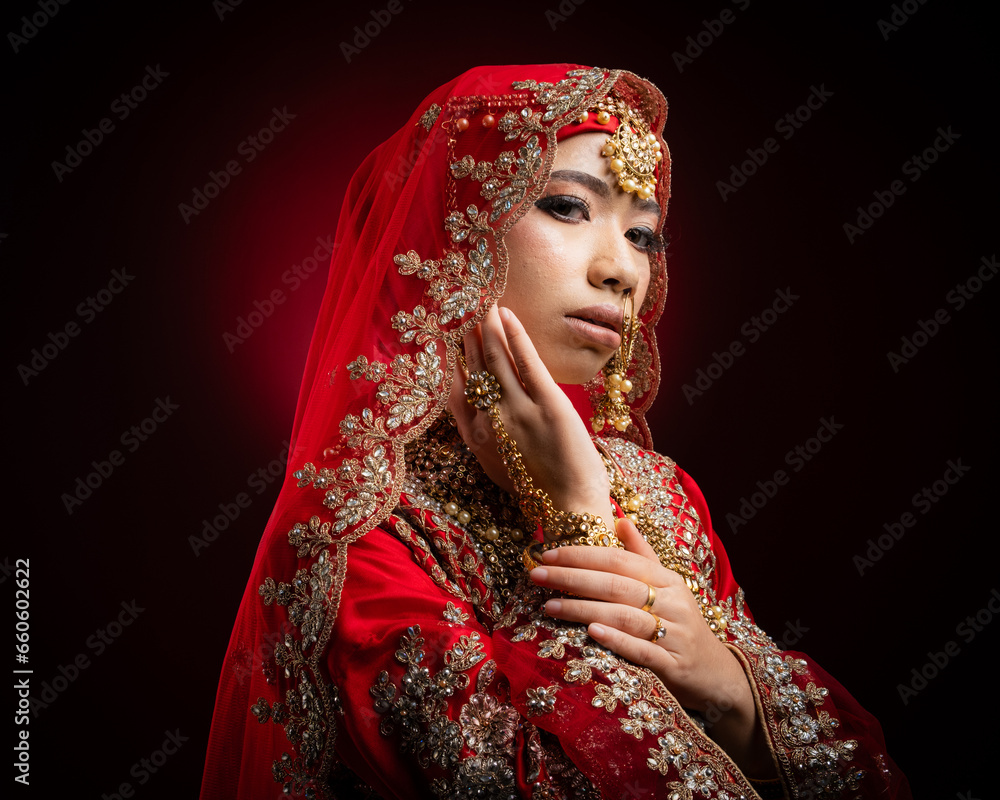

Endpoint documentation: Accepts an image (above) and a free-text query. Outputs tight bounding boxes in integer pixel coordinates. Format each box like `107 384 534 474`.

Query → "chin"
544 354 608 386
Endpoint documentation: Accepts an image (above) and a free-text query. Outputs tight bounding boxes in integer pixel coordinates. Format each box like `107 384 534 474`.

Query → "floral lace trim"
253 520 345 796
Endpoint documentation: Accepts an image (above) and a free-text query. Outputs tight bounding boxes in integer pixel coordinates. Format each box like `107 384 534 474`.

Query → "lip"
565 304 623 349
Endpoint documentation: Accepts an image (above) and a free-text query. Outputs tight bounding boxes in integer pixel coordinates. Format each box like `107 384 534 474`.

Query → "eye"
534 194 590 221
626 227 666 253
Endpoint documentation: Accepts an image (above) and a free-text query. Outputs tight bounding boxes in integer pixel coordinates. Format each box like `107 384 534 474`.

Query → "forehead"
551 132 615 182
550 132 661 219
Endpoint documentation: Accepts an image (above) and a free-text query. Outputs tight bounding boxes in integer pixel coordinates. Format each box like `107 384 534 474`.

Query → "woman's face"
500 132 661 385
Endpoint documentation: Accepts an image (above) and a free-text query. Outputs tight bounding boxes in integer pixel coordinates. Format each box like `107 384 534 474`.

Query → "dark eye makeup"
534 193 666 254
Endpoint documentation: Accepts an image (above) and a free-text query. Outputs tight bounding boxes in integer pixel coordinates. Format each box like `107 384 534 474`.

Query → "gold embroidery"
347 342 444 430
419 103 442 131
392 247 493 332
295 444 391 531
451 137 545 222
525 684 560 716
256 541 342 795
511 68 608 125
370 617 531 799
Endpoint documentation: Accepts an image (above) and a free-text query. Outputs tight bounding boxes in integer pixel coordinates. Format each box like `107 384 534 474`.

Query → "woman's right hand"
447 304 614 532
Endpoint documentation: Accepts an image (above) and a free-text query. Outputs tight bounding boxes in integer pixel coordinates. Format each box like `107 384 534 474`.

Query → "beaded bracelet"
465 369 623 550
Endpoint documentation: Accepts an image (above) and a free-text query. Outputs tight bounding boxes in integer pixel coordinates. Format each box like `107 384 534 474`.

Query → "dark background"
7 0 996 796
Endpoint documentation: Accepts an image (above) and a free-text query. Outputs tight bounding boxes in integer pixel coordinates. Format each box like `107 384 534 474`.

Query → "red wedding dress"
200 64 911 799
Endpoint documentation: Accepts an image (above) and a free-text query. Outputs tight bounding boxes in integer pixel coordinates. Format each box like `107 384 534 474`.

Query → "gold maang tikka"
584 97 662 200
592 291 638 433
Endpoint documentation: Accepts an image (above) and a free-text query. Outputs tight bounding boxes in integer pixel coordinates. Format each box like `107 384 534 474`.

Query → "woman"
201 64 910 799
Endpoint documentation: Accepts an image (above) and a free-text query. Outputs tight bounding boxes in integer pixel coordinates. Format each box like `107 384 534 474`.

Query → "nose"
587 221 645 297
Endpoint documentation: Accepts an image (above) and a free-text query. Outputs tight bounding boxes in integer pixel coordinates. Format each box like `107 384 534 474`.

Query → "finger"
530 564 649 609
540 541 657 585
588 621 667 666
545 596 668 640
498 306 557 400
478 304 523 392
615 516 659 561
463 318 486 375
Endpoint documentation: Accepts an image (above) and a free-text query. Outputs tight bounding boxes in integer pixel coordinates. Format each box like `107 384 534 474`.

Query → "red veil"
202 64 668 797
200 64 909 799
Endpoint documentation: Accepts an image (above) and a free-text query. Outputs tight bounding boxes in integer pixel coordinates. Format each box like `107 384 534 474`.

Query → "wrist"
540 506 619 547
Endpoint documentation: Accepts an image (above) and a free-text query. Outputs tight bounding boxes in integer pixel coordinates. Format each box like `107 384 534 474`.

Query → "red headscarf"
201 64 671 798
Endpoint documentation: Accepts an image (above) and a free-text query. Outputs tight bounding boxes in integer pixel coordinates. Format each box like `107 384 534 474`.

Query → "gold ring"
640 583 656 613
465 370 501 411
648 612 666 643
522 543 544 572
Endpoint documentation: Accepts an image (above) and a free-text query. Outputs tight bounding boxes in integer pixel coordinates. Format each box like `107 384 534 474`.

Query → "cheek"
635 253 656 311
502 218 573 296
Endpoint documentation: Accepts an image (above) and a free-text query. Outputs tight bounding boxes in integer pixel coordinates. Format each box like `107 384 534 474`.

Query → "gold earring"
592 292 637 433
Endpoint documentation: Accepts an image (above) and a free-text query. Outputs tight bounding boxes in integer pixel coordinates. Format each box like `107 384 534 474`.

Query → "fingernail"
590 624 606 637
545 599 562 614
531 567 548 581
499 306 511 321
541 549 558 563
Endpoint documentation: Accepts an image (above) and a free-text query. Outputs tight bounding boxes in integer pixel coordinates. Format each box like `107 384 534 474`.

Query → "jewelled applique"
368 613 527 799
419 103 442 131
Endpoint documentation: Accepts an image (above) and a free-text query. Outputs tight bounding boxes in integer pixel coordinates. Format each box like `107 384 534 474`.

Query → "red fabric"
556 113 619 141
200 64 910 799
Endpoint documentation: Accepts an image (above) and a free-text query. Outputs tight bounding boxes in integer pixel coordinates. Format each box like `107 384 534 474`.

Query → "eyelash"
534 194 666 254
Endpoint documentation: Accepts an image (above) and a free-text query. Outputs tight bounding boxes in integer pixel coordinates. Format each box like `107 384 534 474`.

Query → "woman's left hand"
530 518 775 776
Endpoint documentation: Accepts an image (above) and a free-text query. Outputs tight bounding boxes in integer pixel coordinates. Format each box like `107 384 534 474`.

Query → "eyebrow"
549 169 662 217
